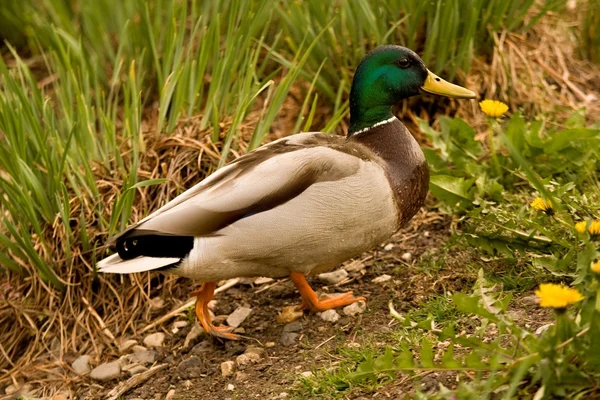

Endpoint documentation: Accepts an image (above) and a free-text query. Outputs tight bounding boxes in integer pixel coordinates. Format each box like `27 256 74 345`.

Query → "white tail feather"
98 253 180 274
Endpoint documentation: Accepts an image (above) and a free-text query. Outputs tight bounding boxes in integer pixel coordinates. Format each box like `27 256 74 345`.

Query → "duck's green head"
349 45 476 135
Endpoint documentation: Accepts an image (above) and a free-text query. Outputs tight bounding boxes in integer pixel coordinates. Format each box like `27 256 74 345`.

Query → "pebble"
279 393 288 398
227 306 252 328
279 332 299 346
123 363 148 376
221 360 236 377
4 384 18 395
318 269 348 285
183 380 193 390
320 309 340 323
401 252 412 262
71 354 92 375
119 339 138 354
236 352 261 367
265 342 276 348
165 389 176 400
90 361 121 381
131 345 147 353
178 356 203 370
132 349 157 365
178 356 204 379
235 371 249 382
535 323 553 335
521 295 540 306
172 320 189 334
277 306 304 323
300 371 313 378
191 340 212 355
343 301 367 316
384 243 394 251
283 321 303 333
254 277 274 285
149 297 165 310
207 300 217 310
184 324 204 348
245 346 266 358
372 274 392 284
226 383 235 391
143 332 165 348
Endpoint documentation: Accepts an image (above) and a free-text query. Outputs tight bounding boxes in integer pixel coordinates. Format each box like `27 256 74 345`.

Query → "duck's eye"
396 57 411 69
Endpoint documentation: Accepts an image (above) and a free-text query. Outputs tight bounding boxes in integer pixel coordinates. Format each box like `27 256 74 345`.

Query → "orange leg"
191 282 239 340
290 272 366 313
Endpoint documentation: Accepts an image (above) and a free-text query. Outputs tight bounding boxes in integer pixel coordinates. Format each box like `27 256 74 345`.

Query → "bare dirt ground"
67 210 452 400
53 208 550 400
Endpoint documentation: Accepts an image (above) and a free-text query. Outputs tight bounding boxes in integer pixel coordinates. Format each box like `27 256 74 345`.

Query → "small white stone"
149 297 165 310
227 307 252 328
183 380 193 389
254 277 274 285
131 349 157 365
384 243 394 251
184 324 204 348
300 371 313 378
535 323 554 335
279 392 288 398
119 339 138 354
165 389 176 400
318 269 348 285
343 301 366 316
401 252 412 262
265 342 276 348
131 345 147 353
143 332 165 348
221 360 236 377
72 355 92 375
320 309 340 323
5 384 18 395
226 383 235 391
207 300 218 310
90 361 121 381
245 346 266 358
123 364 148 376
372 274 392 284
236 352 261 367
172 320 189 334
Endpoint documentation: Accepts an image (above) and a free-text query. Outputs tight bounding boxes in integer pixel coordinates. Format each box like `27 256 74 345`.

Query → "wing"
98 132 361 271
117 133 353 239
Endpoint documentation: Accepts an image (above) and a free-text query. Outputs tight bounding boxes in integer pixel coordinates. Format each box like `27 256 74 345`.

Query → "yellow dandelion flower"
589 220 600 236
575 221 587 234
535 283 584 309
479 100 509 118
530 197 554 216
591 261 600 274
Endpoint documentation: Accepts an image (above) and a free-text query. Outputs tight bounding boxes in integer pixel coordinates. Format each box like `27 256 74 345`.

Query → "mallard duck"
98 45 475 340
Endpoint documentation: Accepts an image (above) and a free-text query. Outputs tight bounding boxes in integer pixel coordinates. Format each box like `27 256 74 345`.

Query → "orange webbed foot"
192 283 240 341
290 272 366 313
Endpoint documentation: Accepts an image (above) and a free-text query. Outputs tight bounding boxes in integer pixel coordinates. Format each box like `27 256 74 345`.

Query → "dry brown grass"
1 10 599 396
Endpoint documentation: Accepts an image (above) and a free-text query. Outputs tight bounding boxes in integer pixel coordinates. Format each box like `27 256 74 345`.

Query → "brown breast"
347 118 429 228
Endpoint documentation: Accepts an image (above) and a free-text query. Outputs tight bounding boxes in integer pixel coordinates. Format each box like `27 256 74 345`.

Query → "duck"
98 45 476 340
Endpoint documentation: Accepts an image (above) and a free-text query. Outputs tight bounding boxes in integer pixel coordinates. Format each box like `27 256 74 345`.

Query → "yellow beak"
420 70 476 99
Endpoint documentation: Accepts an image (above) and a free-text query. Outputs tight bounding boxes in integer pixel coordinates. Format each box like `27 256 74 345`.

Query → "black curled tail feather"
116 234 195 260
